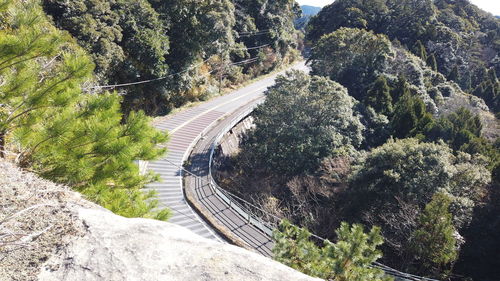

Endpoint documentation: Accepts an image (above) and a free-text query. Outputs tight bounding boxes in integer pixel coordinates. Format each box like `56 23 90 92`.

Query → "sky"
297 0 500 15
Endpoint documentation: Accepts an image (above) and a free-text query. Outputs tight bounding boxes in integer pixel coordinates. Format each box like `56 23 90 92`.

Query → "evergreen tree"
390 92 433 139
364 75 393 115
273 220 391 281
240 71 364 176
410 193 459 278
425 107 483 150
412 40 428 61
426 53 438 72
390 75 410 103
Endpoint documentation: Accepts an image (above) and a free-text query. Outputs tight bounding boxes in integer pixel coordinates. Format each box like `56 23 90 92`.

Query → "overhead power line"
231 43 271 51
237 29 272 36
237 30 273 37
86 55 263 90
85 32 277 91
85 57 213 90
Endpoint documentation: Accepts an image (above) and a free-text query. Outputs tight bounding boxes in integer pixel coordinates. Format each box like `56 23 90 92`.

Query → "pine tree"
365 75 393 115
410 193 459 278
426 53 438 72
273 220 392 281
391 92 433 139
412 40 427 61
0 0 170 220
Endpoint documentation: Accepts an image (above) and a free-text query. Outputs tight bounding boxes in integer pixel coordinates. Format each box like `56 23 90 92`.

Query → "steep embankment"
0 160 318 281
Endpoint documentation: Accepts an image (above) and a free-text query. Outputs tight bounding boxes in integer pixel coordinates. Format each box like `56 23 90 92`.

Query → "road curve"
145 62 307 242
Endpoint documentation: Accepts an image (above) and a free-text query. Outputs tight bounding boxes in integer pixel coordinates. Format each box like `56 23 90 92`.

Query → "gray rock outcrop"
0 160 319 281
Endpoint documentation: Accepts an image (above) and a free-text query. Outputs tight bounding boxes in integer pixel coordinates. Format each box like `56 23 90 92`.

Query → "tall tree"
424 107 482 150
409 193 459 278
390 75 410 103
309 28 393 101
412 40 427 61
239 70 364 176
426 53 438 72
390 92 433 139
448 65 459 82
365 75 393 115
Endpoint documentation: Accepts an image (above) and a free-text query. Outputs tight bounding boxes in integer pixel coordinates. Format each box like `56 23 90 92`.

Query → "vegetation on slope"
42 0 302 115
307 0 500 114
295 5 321 30
273 220 391 281
216 24 498 278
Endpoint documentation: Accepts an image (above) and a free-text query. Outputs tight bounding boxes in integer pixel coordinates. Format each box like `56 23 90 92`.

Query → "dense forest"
42 0 302 115
215 0 500 280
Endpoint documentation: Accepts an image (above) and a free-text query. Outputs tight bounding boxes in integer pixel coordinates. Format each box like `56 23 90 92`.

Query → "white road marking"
169 85 267 134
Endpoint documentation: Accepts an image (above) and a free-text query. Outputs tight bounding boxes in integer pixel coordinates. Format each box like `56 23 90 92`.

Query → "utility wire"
237 29 272 36
237 30 273 37
86 54 264 91
85 57 213 90
86 32 274 91
231 43 271 51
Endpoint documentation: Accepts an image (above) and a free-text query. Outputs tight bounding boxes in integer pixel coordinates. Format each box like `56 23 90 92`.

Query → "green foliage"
390 92 433 139
390 75 411 103
0 0 170 220
234 0 300 58
310 28 393 101
365 75 393 115
426 53 438 72
273 220 391 281
454 177 500 280
43 0 301 115
472 67 499 113
448 65 459 82
349 139 490 228
424 107 500 179
409 193 458 278
43 0 173 114
424 107 482 150
306 0 500 92
412 40 427 61
239 70 364 176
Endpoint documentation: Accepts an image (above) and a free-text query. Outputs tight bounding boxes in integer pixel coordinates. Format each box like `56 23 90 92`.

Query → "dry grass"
0 160 96 281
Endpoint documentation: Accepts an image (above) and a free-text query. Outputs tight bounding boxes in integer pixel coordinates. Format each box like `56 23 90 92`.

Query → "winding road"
145 62 307 244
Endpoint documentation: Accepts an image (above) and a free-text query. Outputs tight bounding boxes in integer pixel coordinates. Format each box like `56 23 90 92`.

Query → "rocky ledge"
0 160 318 281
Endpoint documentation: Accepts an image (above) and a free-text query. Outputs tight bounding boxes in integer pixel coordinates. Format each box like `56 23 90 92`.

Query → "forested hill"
42 0 302 115
301 5 321 16
295 5 321 30
308 0 500 114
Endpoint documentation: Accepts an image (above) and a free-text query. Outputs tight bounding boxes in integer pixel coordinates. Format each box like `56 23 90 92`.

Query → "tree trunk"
0 131 5 158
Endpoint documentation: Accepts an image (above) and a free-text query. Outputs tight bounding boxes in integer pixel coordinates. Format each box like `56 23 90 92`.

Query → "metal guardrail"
207 102 283 237
205 106 439 281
